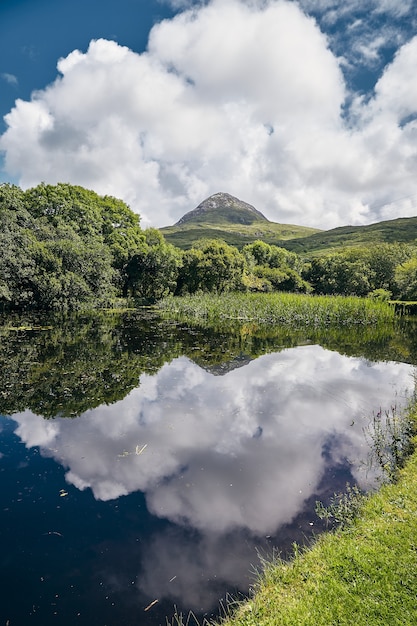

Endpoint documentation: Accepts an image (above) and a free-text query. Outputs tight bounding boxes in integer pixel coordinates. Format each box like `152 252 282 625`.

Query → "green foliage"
305 254 370 296
253 266 312 293
3 182 417 309
0 182 146 310
123 228 181 301
304 244 414 297
241 240 308 293
315 484 364 529
368 288 392 301
176 239 247 294
365 405 416 481
23 182 144 268
394 257 417 300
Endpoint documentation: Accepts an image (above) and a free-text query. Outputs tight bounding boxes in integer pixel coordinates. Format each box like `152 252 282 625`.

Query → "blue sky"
1 0 417 228
0 0 174 133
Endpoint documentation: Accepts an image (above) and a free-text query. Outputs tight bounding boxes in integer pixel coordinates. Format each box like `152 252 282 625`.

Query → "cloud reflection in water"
12 345 413 533
10 345 414 611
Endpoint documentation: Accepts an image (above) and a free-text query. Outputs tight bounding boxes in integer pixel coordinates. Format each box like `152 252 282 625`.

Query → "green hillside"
281 216 417 256
160 220 320 249
161 192 320 249
161 192 417 254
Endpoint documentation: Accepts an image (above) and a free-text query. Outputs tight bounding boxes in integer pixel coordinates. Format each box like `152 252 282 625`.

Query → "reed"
158 292 394 327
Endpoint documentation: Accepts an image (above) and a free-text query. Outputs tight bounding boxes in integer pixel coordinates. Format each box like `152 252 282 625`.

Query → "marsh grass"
158 292 394 328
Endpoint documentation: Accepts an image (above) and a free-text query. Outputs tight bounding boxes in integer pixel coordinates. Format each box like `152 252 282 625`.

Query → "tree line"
1 182 417 310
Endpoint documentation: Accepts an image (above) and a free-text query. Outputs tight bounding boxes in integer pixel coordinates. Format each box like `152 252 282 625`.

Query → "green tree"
253 265 312 293
305 254 372 296
177 239 246 294
123 229 181 300
363 243 412 293
243 240 305 293
394 257 417 300
0 182 146 310
23 182 144 269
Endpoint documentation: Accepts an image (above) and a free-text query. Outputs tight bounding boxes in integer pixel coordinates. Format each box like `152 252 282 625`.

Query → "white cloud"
298 0 413 19
1 72 18 86
1 0 417 228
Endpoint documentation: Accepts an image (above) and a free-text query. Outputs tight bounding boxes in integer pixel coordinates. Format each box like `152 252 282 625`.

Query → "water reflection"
7 345 413 616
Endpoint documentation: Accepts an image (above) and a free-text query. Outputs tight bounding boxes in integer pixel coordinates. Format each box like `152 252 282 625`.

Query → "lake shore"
214 405 417 626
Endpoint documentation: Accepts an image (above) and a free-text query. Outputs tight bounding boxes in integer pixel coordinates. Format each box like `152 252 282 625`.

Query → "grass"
218 451 417 625
162 327 417 626
160 221 320 250
158 292 395 327
209 399 417 626
160 215 417 255
282 215 417 256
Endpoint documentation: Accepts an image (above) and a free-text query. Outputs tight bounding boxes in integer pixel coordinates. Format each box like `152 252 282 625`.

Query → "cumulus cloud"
1 0 417 227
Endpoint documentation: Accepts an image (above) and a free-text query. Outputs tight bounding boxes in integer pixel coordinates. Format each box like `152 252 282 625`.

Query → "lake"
0 311 416 625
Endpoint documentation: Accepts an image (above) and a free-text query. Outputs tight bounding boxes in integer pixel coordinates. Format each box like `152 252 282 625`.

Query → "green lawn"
218 431 417 626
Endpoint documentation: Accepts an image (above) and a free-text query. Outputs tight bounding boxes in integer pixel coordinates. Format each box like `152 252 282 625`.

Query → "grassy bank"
158 292 394 327
215 411 417 626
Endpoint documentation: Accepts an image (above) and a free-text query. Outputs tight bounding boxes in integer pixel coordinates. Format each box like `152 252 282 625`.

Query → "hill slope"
161 193 417 254
281 215 417 255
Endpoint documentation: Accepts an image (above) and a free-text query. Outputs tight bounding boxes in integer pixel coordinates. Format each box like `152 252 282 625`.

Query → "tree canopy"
2 182 417 310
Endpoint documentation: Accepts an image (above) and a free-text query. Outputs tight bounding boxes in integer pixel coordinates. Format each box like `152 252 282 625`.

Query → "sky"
1 0 417 229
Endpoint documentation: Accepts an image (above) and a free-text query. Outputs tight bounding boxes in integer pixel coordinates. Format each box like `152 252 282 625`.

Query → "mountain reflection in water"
2 338 414 624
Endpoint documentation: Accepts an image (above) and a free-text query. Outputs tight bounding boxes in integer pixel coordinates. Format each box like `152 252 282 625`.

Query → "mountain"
161 193 320 249
175 192 269 226
161 193 417 254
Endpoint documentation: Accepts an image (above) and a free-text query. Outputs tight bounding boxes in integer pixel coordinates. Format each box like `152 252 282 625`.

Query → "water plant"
364 403 416 482
315 484 364 529
158 292 395 328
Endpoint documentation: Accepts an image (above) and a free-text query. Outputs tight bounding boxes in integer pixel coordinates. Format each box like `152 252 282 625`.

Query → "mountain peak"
175 192 269 226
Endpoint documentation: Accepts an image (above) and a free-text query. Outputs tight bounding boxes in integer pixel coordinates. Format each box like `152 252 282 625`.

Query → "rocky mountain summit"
175 192 269 226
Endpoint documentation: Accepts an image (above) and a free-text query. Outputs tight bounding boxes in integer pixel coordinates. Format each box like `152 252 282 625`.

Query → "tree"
0 182 143 310
243 240 306 293
253 265 312 293
305 254 372 296
177 239 246 294
394 257 417 300
123 229 181 300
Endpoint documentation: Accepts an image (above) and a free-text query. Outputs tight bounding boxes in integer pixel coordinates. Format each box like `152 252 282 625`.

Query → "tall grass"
158 292 394 327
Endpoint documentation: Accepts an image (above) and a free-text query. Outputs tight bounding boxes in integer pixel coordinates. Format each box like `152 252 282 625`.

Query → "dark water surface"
1 312 416 625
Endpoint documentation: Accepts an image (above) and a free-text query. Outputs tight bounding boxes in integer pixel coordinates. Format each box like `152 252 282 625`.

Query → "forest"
1 182 417 310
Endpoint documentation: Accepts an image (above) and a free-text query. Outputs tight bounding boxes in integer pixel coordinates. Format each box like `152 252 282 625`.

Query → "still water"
0 312 416 625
